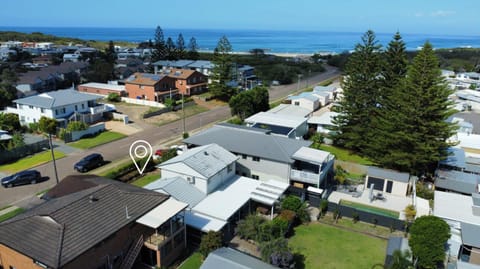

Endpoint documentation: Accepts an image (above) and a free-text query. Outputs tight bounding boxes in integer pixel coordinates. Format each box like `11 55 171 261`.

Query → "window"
40 108 45 113
294 101 300 106
252 156 260 162
61 108 66 114
74 105 77 111
81 103 85 109
252 174 259 180
55 109 59 115
227 163 233 173
242 154 247 159
29 105 33 109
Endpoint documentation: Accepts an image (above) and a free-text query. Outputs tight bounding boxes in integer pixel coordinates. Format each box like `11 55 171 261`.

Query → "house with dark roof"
124 72 177 102
6 89 113 127
364 166 413 197
0 175 188 269
201 247 277 269
183 124 334 188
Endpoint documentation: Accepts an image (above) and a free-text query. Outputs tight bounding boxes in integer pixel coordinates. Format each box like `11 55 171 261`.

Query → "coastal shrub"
199 231 222 258
236 214 265 241
281 195 310 223
66 121 88 132
107 93 121 102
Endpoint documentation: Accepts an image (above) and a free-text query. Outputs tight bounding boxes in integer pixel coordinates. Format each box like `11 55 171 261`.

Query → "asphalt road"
0 66 340 208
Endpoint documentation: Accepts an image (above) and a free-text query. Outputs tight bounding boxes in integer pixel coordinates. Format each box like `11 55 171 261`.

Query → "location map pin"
129 140 153 175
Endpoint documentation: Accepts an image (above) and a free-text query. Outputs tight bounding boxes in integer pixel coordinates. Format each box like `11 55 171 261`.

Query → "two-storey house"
124 72 177 102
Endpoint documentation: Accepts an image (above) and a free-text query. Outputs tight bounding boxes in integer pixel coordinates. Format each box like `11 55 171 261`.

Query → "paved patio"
328 186 430 220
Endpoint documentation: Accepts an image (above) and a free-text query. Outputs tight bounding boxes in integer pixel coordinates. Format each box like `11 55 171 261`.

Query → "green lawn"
177 252 203 269
69 131 126 149
0 208 25 223
340 199 400 219
131 173 160 187
318 144 374 165
289 223 387 269
0 150 66 173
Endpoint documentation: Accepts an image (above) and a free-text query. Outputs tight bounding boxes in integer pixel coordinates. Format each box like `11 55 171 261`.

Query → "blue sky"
0 0 479 35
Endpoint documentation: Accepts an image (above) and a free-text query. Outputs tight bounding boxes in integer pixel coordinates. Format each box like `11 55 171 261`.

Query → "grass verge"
69 131 126 149
177 252 202 269
317 144 374 165
131 173 160 187
155 105 208 126
0 208 25 223
289 223 387 269
339 199 400 218
0 150 66 173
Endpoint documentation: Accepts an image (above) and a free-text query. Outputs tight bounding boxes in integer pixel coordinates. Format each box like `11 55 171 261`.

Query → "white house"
287 92 320 111
183 123 335 188
313 85 337 105
157 144 238 194
244 111 309 139
268 104 312 118
7 89 110 127
364 166 413 197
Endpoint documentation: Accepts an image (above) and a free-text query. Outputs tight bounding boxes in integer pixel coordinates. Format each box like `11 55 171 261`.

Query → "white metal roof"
434 191 480 226
268 104 312 117
79 82 126 92
245 112 307 129
192 176 259 221
250 180 289 206
136 197 188 229
308 111 339 125
185 211 227 232
292 146 332 164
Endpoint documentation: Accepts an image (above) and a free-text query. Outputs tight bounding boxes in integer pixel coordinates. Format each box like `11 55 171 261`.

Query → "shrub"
28 122 39 133
319 199 328 217
199 231 222 258
66 121 88 132
281 195 310 224
164 98 175 108
107 93 121 102
259 238 294 267
352 210 359 223
404 204 416 222
236 214 265 241
182 132 189 139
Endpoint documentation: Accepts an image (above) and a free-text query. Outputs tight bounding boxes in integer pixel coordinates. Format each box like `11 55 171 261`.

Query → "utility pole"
297 74 302 91
49 133 59 184
182 92 186 136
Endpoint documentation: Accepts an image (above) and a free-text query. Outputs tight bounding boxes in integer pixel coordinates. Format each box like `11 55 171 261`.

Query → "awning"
250 180 289 206
185 211 227 232
136 197 188 229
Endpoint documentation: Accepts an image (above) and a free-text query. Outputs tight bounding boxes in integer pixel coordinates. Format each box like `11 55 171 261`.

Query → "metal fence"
326 201 407 231
0 139 50 165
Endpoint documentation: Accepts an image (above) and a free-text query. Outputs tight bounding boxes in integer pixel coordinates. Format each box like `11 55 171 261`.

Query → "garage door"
367 177 384 191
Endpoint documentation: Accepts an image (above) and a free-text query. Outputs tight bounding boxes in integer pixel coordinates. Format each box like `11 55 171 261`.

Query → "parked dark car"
74 153 104 173
1 170 42 188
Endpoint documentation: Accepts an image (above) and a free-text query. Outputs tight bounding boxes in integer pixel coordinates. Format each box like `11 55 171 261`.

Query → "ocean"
1 26 479 54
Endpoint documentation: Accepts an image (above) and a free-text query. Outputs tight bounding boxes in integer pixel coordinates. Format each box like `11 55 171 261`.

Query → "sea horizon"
1 25 479 54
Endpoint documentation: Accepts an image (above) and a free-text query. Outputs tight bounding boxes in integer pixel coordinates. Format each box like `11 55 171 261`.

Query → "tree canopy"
187 37 199 60
198 231 222 258
409 215 450 268
38 116 58 135
151 26 166 63
229 86 269 120
0 69 19 109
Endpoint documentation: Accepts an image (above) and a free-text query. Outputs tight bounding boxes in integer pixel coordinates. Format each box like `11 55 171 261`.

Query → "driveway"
0 66 340 208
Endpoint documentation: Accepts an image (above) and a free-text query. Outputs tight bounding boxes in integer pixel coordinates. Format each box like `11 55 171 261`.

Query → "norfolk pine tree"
165 37 177 60
396 42 457 175
370 32 409 165
176 33 186 59
151 26 166 63
210 35 236 101
187 37 199 60
331 30 383 155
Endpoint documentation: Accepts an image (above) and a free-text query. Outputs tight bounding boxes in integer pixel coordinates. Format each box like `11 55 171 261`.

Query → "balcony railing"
89 104 108 114
290 169 321 185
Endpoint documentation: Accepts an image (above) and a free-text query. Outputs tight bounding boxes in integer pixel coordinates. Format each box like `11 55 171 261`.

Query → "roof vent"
89 195 98 203
204 151 209 156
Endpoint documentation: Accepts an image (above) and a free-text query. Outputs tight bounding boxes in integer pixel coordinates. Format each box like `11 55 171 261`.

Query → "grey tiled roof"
201 247 277 269
145 177 206 208
367 166 410 183
461 222 480 248
183 124 311 163
13 89 101 109
0 176 168 268
159 144 237 178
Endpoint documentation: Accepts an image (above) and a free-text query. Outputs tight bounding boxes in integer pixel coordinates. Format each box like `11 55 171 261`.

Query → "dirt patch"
112 103 150 123
104 121 142 135
229 236 261 258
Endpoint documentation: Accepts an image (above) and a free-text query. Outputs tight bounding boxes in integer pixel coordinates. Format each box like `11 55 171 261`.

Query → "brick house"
0 175 187 269
124 72 177 102
159 68 208 96
78 82 126 97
